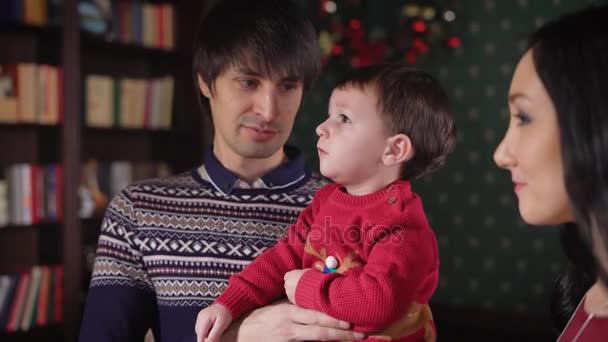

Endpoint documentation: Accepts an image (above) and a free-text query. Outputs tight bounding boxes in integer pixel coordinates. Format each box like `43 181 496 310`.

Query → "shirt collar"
202 145 306 194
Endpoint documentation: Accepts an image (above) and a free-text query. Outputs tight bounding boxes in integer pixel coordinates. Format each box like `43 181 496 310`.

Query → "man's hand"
284 269 309 304
195 304 233 342
221 301 365 342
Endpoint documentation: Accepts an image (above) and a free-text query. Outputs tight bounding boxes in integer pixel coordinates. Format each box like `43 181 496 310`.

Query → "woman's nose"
493 136 515 169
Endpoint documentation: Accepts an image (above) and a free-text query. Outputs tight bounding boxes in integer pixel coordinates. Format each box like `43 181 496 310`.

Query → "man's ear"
197 74 212 98
382 133 415 166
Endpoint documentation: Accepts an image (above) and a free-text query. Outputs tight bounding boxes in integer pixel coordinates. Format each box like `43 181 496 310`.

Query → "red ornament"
405 50 417 64
331 45 344 56
349 29 366 51
413 38 429 53
330 21 344 35
370 41 388 62
349 19 361 30
412 20 427 33
319 0 329 17
352 52 373 67
447 36 461 49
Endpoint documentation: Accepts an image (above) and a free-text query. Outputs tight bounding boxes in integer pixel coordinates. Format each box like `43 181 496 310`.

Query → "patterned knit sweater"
79 149 327 342
216 180 439 341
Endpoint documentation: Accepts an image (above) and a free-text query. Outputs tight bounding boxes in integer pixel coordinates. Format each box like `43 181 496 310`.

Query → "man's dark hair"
192 0 321 96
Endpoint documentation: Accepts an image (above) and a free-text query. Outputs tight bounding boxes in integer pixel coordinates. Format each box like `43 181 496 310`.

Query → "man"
79 1 364 341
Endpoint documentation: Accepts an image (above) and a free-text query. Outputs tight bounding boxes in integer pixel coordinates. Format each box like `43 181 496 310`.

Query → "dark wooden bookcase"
0 1 210 341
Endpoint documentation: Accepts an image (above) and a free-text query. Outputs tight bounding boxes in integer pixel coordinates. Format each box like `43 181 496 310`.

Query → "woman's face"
493 50 575 225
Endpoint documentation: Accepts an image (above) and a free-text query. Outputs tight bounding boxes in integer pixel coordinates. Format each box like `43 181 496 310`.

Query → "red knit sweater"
215 180 439 336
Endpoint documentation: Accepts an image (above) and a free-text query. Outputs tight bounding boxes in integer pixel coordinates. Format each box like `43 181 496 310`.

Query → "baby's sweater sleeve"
214 184 336 320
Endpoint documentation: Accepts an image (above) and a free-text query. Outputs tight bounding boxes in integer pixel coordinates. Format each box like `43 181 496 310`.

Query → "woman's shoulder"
558 296 608 341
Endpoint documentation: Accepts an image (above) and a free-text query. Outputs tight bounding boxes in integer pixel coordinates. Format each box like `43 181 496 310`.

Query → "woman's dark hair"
527 4 608 331
550 224 596 331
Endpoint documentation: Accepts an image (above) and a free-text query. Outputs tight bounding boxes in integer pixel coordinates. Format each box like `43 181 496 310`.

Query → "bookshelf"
0 1 208 341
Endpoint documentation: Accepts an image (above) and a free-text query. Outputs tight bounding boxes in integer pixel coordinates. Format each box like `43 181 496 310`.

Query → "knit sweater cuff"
214 287 258 321
294 269 328 309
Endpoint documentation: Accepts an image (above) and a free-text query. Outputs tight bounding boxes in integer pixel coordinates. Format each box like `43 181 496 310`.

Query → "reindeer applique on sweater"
304 239 435 342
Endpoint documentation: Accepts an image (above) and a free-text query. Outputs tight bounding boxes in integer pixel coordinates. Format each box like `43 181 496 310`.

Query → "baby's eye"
338 114 351 124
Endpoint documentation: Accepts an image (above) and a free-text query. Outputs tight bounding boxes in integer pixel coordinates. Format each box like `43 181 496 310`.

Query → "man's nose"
255 88 279 122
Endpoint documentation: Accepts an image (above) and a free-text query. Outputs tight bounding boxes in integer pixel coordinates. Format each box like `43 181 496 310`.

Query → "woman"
493 5 608 341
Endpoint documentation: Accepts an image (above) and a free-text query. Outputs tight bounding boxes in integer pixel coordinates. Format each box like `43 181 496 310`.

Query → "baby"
195 63 456 342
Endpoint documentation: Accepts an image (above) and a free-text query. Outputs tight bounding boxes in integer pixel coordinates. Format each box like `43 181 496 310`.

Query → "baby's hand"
284 268 310 304
195 304 233 342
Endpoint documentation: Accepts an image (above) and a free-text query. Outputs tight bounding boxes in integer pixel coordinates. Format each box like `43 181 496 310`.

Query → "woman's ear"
382 133 415 166
197 74 212 98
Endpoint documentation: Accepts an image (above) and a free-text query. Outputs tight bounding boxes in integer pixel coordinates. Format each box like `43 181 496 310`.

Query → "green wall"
290 0 606 314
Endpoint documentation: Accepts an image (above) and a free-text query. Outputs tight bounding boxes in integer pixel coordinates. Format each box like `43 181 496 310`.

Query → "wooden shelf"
0 223 62 274
0 24 182 59
82 127 202 171
82 31 185 60
0 23 61 37
0 324 63 342
0 125 61 164
0 24 61 65
1 2 207 340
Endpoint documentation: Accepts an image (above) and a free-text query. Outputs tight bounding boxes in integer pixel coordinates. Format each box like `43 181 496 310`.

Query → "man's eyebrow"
236 67 263 77
236 67 302 83
281 76 302 83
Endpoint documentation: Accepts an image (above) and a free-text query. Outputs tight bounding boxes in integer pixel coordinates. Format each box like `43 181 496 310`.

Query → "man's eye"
239 79 257 88
282 83 298 91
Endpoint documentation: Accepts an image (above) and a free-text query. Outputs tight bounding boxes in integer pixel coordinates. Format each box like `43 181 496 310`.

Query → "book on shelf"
19 265 41 331
0 0 58 27
0 64 63 125
0 171 8 227
5 271 29 332
1 163 62 227
120 1 175 49
0 68 18 124
0 266 63 333
35 266 50 326
85 74 174 129
0 276 15 329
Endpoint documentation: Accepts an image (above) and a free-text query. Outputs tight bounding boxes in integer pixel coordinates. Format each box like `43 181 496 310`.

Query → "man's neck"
213 144 287 184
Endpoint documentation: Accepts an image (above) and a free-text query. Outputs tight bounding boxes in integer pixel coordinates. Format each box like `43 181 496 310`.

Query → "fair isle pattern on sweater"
90 169 327 308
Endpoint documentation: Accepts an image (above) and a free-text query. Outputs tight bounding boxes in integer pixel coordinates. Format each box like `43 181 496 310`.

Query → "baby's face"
315 86 391 186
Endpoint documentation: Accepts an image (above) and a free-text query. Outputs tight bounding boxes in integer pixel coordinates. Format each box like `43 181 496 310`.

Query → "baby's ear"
382 133 415 166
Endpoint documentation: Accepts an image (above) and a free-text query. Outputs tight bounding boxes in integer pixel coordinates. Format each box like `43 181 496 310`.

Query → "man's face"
198 65 304 160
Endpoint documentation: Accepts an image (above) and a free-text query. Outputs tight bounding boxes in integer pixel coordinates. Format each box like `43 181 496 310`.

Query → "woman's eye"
514 112 531 126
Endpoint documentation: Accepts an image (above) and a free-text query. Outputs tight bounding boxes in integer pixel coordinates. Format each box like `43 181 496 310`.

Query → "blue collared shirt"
196 145 308 195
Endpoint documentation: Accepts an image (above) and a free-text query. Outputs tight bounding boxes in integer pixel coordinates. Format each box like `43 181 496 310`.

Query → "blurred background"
0 0 606 341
